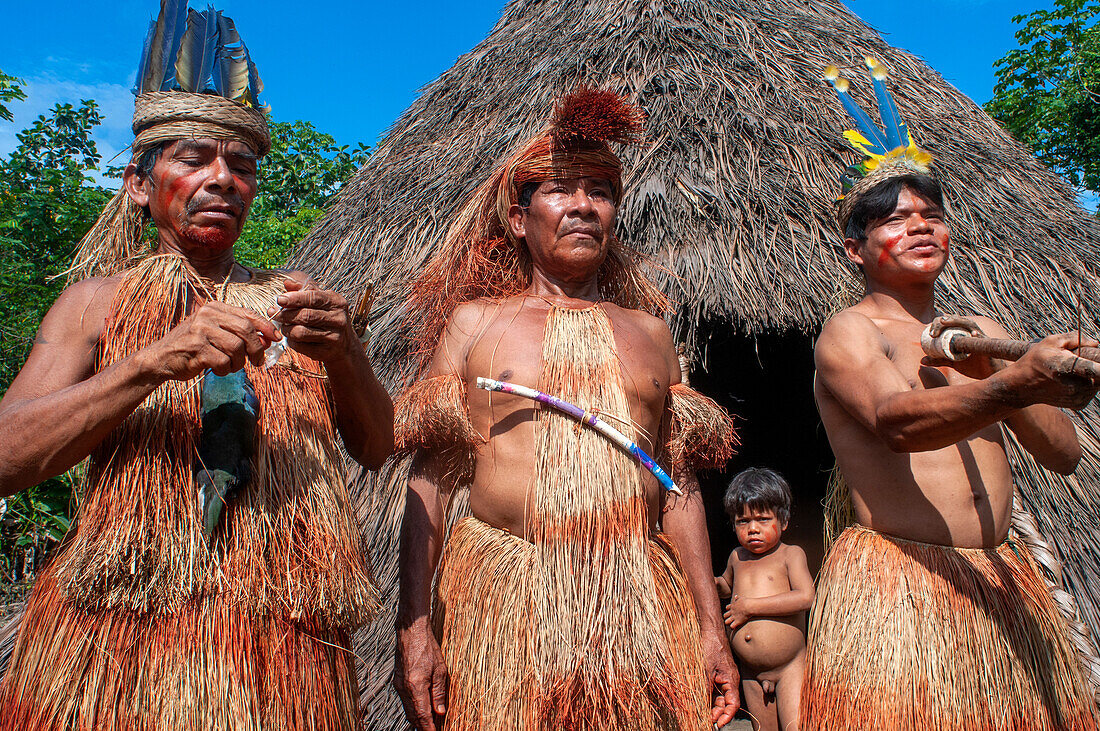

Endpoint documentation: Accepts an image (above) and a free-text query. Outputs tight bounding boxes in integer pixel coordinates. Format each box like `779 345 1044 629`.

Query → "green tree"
0 98 112 390
0 82 107 595
985 0 1100 194
235 120 369 269
0 70 27 122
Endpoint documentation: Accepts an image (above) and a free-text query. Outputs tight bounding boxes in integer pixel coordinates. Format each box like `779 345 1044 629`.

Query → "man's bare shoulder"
816 308 887 361
1 276 122 405
46 275 123 341
447 298 503 335
969 314 1013 339
602 302 669 332
818 307 880 341
608 305 679 379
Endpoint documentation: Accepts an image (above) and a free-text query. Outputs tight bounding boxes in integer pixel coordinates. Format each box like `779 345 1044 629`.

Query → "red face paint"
877 233 903 266
942 233 951 253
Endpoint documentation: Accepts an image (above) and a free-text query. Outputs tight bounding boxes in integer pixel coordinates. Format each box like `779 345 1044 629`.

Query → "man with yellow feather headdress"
806 59 1099 730
0 1 393 727
393 87 740 731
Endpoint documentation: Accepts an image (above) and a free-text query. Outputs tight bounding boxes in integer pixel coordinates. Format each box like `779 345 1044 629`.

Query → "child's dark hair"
723 467 792 525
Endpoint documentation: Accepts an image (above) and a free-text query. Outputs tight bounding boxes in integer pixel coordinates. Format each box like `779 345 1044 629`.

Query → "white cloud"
0 72 135 187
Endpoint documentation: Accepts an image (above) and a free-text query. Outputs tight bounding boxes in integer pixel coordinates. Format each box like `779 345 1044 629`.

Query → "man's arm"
662 466 740 725
648 316 738 724
723 545 815 629
395 450 450 731
964 317 1084 475
272 276 394 469
394 304 484 731
0 278 277 497
815 311 1098 456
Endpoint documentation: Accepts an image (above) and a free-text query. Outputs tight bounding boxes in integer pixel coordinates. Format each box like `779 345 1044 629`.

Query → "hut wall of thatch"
292 0 1100 725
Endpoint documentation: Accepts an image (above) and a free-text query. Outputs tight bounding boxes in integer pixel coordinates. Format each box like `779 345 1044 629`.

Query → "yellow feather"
824 65 839 81
843 130 886 158
865 56 888 80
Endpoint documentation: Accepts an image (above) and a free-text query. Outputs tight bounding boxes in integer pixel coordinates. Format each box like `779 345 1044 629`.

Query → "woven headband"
133 91 270 156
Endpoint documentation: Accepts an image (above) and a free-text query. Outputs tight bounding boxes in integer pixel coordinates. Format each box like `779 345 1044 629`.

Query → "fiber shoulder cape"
0 255 378 731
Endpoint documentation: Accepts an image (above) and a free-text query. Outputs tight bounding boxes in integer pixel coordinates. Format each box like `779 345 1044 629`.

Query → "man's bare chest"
463 306 670 432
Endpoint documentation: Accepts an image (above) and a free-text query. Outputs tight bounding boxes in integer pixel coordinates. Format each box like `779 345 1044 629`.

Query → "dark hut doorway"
689 324 835 575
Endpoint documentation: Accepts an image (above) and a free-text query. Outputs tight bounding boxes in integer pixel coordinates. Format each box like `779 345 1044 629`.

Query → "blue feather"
831 85 888 155
213 11 250 102
898 121 912 148
870 77 904 150
246 52 265 109
176 6 221 93
158 0 188 90
133 20 157 95
136 0 188 93
866 59 905 151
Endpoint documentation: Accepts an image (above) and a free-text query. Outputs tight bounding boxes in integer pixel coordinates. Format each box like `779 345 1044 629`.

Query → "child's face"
734 507 786 555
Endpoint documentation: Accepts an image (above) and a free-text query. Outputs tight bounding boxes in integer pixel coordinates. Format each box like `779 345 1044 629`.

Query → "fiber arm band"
666 383 738 471
394 373 481 487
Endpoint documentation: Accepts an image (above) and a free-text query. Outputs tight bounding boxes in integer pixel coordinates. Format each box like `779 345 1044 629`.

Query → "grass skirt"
435 516 709 731
801 526 1097 730
0 575 358 731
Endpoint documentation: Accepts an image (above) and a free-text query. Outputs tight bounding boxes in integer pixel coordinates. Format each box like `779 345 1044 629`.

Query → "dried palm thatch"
290 0 1100 723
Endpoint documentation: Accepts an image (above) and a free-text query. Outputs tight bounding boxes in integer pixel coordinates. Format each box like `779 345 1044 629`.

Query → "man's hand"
723 595 751 632
271 277 360 365
702 630 740 726
925 315 1001 380
145 301 277 382
998 332 1100 411
395 618 448 731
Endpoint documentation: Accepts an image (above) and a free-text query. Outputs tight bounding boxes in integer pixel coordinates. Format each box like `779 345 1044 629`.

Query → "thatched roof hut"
292 0 1100 723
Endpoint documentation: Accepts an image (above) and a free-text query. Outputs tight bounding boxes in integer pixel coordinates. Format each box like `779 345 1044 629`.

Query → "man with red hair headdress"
393 88 741 731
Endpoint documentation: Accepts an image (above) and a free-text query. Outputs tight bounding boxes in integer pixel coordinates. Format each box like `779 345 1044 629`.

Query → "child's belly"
730 617 805 674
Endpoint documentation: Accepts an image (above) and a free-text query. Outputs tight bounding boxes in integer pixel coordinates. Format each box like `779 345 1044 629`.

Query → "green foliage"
0 77 109 593
0 467 79 603
0 97 112 390
0 70 27 123
235 120 369 270
985 0 1100 194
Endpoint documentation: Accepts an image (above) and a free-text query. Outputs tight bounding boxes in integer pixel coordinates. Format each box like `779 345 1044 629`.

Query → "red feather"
552 87 645 144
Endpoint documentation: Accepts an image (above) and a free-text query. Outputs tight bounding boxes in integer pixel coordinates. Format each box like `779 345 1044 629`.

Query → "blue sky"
0 0 1045 173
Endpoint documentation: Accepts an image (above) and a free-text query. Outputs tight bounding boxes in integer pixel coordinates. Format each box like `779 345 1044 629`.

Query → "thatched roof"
292 0 1100 723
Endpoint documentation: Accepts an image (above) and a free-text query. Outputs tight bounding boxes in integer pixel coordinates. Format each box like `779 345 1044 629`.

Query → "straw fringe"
393 374 481 490
802 526 1097 731
436 518 708 731
665 383 738 471
47 256 377 626
0 573 358 731
822 467 1100 702
0 255 373 728
529 306 706 729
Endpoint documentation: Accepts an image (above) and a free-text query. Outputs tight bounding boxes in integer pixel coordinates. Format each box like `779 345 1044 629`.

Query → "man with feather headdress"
393 87 740 731
0 2 393 728
804 60 1100 730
